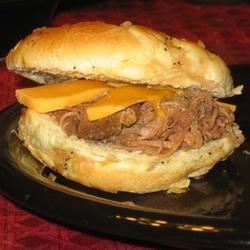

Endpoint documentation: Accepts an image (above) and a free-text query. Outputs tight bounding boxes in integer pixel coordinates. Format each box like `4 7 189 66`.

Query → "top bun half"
6 21 241 98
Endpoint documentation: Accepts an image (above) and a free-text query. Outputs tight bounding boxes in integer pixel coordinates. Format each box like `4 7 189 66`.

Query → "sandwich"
6 21 244 193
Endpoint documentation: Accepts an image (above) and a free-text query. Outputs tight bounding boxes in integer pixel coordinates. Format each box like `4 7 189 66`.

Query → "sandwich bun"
17 108 242 194
6 21 242 98
6 21 244 193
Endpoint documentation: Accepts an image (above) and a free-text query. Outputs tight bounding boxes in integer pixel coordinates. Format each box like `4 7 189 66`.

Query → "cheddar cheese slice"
86 85 178 120
216 101 236 112
16 80 112 113
16 79 237 121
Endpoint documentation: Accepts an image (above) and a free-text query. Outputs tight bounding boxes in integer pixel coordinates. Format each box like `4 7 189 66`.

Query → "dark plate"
0 65 250 249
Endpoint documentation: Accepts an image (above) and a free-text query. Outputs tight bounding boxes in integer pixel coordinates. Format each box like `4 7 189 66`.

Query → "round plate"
0 65 250 249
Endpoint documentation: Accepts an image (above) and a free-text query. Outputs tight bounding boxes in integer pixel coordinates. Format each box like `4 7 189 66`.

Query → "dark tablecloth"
1 0 250 249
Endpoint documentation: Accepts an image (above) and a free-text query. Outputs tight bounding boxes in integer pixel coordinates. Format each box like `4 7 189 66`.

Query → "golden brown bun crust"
6 21 241 98
17 108 243 194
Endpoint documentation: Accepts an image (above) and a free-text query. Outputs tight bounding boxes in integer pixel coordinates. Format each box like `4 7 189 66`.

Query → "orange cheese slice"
216 101 236 112
86 85 178 121
16 80 112 113
16 79 237 121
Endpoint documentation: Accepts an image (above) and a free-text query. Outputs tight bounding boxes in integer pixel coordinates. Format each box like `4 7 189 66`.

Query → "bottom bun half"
17 108 243 194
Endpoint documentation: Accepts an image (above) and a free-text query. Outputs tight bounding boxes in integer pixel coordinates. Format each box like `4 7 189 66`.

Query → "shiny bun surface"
6 21 241 98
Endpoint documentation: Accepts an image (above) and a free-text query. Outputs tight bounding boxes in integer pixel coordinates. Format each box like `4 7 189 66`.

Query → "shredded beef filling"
49 87 243 156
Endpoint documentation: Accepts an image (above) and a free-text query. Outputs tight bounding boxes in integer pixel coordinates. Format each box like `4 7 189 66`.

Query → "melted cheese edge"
16 79 236 120
16 80 111 113
86 85 178 120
